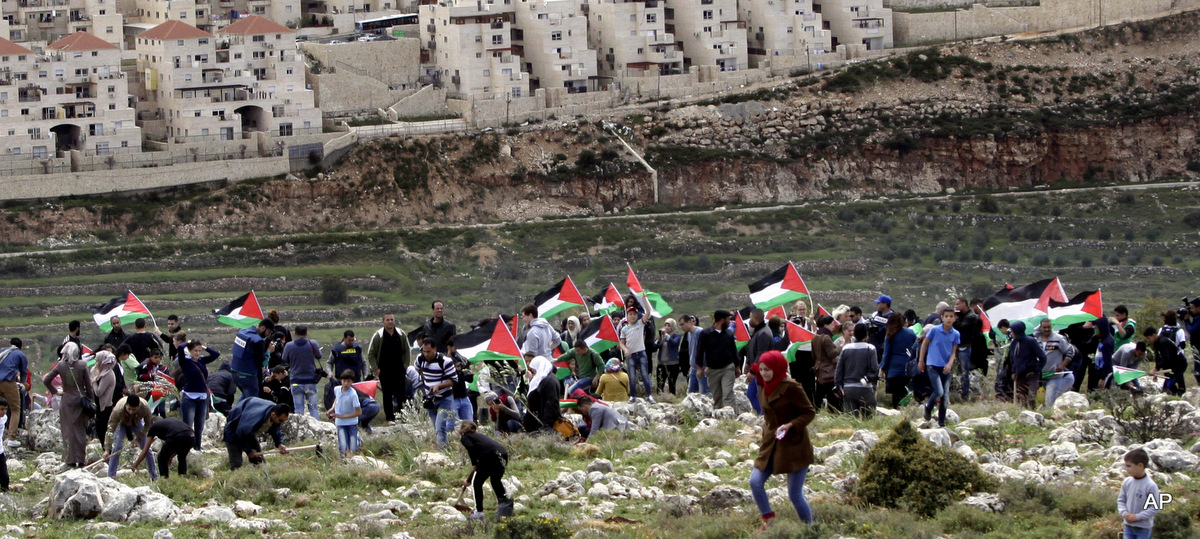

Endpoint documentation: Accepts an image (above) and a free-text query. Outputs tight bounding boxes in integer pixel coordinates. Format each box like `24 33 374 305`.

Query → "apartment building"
133 16 320 142
663 0 745 71
739 0 830 67
419 0 530 99
0 32 140 159
512 0 596 93
817 0 890 51
123 0 300 36
582 0 681 79
2 0 123 46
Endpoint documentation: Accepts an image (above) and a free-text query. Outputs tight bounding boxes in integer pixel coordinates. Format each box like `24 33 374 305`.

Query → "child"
0 398 9 491
327 370 361 458
136 349 170 417
1117 448 1161 539
262 366 293 406
458 420 512 520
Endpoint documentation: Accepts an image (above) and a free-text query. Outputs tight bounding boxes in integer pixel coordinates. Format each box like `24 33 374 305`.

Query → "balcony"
558 51 571 59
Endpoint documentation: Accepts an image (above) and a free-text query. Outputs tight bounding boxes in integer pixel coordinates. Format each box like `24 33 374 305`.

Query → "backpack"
643 317 658 356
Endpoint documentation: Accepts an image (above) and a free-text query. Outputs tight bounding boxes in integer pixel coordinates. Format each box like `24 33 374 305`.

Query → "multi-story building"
419 0 529 99
663 0 745 71
123 0 300 36
581 0 681 79
817 0 890 51
740 0 830 67
511 0 595 93
0 32 140 159
133 16 320 142
2 0 123 46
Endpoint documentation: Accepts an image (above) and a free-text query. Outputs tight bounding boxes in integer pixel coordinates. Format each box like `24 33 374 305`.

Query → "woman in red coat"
748 350 816 530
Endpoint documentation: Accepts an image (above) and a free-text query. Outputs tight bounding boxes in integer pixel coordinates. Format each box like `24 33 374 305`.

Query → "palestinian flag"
1047 290 1103 330
817 304 830 317
212 291 265 329
748 263 810 310
782 320 816 364
560 399 579 409
1112 366 1148 385
81 344 95 362
766 305 787 321
535 276 586 320
457 317 523 364
579 316 620 353
554 360 572 380
353 380 379 398
626 265 673 318
982 277 1068 329
590 283 625 316
91 291 151 332
733 310 751 351
976 306 993 333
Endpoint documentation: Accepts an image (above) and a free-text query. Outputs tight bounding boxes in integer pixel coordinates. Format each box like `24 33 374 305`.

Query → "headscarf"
1093 316 1114 368
90 350 116 380
60 341 81 364
482 391 499 405
751 350 789 399
605 358 622 373
564 316 580 342
527 356 554 397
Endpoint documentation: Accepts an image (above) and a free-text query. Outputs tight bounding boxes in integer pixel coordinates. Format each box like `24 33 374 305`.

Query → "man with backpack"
1036 318 1077 410
282 326 324 420
1006 321 1048 410
0 339 28 443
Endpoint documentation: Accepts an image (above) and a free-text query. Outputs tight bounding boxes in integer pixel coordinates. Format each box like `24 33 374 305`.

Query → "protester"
261 366 293 406
879 314 916 409
743 309 773 414
788 303 817 401
367 313 409 422
867 295 893 360
124 317 162 365
1117 448 1160 539
328 370 362 458
1186 299 1200 385
698 310 738 410
655 318 682 396
1005 321 1047 409
484 392 522 434
445 336 476 423
159 314 184 347
619 306 654 403
918 309 959 427
561 316 580 351
595 359 630 403
576 395 627 439
231 319 276 401
1035 319 1076 409
0 340 28 442
1090 316 1115 391
223 398 290 470
356 386 381 435
1146 326 1187 396
43 342 94 468
416 301 457 353
811 315 843 412
1112 305 1137 350
101 395 157 479
560 340 605 396
953 298 982 400
130 417 194 480
325 330 365 410
747 350 815 531
135 348 170 417
836 324 878 418
992 319 1014 402
679 315 708 395
179 340 219 450
282 326 323 420
520 304 562 359
90 350 118 443
103 316 127 351
522 356 562 434
416 338 458 449
459 420 513 521
208 362 236 416
1112 341 1147 394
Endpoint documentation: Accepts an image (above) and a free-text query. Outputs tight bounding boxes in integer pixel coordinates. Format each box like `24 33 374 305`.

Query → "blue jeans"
427 396 456 449
749 463 811 522
957 347 973 398
336 424 359 457
1123 524 1151 539
291 383 319 419
627 351 652 399
688 365 710 394
567 377 593 395
925 365 951 426
454 396 474 422
179 396 207 450
109 421 156 480
1042 373 1075 410
746 377 762 415
359 401 380 433
234 372 259 400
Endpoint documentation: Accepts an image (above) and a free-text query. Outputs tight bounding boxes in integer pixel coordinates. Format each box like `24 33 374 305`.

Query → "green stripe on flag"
468 351 522 363
217 315 262 329
1112 366 1148 386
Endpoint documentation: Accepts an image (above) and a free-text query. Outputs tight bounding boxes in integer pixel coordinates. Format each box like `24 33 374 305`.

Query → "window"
636 47 643 53
787 26 793 33
199 38 208 44
286 68 293 75
702 10 712 19
645 13 655 23
114 121 122 129
178 40 184 46
106 26 114 33
551 31 561 40
272 105 284 117
89 123 104 135
279 123 293 136
95 142 110 155
253 35 265 42
703 26 712 32
32 146 47 158
184 74 192 81
502 68 511 75
492 35 503 44
511 87 521 97
483 69 490 76
201 128 209 136
475 35 482 42
194 110 201 117
253 51 266 59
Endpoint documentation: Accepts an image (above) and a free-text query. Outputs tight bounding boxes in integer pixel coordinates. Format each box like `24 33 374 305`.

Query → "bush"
1098 228 1112 240
1090 391 1194 443
936 504 1003 534
999 480 1060 515
978 195 1000 213
1152 497 1198 539
855 420 995 518
1057 488 1112 522
496 515 572 539
320 276 349 305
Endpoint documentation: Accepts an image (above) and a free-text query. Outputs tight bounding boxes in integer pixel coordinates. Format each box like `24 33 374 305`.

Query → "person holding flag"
1005 321 1048 410
1146 325 1187 396
619 305 654 404
1035 318 1076 410
1111 341 1148 394
559 339 605 395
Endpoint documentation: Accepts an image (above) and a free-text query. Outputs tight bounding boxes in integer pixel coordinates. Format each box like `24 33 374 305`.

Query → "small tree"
1091 391 1193 444
320 276 348 305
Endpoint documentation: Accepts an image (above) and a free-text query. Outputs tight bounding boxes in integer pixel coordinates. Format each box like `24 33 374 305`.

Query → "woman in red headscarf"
747 350 816 531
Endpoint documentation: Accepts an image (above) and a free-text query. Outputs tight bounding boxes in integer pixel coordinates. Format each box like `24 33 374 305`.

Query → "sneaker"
469 511 485 521
647 396 656 404
629 397 636 403
4 440 19 448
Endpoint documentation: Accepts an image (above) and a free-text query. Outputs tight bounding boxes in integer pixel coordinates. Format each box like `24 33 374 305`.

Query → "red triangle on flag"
733 310 751 343
551 347 562 359
604 283 624 305
766 305 787 320
976 306 993 333
241 290 265 320
125 291 151 315
560 276 586 306
490 318 522 358
626 265 644 294
785 320 815 343
352 380 379 396
1082 289 1104 318
1034 277 1069 313
598 315 621 342
783 263 810 295
817 304 830 317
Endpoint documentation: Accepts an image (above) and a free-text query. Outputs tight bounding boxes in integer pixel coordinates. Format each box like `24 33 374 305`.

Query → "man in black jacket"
743 309 773 414
953 298 982 400
697 310 738 410
207 362 236 416
103 316 127 351
415 301 457 353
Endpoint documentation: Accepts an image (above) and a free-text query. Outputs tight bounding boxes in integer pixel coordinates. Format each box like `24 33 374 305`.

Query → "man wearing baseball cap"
867 295 893 361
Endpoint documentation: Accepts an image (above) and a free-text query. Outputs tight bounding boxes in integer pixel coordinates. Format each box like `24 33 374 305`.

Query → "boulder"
36 452 65 475
1017 411 1045 427
623 442 658 457
1043 442 1079 465
280 414 336 443
586 459 614 474
945 409 960 424
712 406 736 420
680 394 714 418
413 452 451 468
23 410 64 453
229 518 290 531
232 500 264 517
701 485 752 510
960 417 998 429
955 443 978 461
50 470 105 519
152 530 173 539
692 419 721 432
586 483 610 500
1143 439 1200 473
201 412 226 443
182 505 236 524
918 428 953 448
850 429 880 450
46 471 180 523
1052 392 1089 415
348 456 392 472
980 462 1027 483
960 493 1005 513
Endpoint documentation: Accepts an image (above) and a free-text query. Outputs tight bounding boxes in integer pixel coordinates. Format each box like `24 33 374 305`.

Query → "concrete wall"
301 39 422 116
886 0 1040 9
387 85 451 120
308 71 415 116
893 0 1200 45
0 156 289 201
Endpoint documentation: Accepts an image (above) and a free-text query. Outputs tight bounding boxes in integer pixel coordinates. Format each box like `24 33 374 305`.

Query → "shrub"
978 195 1000 213
999 480 1059 515
320 276 349 305
1152 496 1198 539
936 504 1003 534
1097 228 1112 240
1057 488 1111 522
1091 390 1194 443
496 515 572 539
855 420 994 517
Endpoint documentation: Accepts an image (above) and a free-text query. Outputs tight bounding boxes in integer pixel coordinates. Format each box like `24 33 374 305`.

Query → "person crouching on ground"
459 420 513 521
328 370 362 458
748 350 815 531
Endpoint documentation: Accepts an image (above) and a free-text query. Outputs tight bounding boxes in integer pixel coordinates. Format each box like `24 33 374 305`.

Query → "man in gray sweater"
835 324 879 418
577 396 627 436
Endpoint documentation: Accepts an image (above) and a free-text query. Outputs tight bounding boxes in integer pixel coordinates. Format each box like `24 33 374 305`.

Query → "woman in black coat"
522 356 561 433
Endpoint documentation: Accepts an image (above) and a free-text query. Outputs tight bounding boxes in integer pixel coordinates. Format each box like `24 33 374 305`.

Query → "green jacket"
559 348 605 380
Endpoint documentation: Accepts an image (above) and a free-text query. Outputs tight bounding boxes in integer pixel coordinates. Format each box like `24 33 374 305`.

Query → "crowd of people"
0 291 1195 529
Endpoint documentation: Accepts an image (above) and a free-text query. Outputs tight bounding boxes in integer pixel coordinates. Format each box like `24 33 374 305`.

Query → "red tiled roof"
48 31 119 51
140 20 215 41
0 37 34 56
218 15 294 35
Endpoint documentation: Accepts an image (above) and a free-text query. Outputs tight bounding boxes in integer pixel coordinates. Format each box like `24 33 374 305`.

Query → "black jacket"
417 319 457 353
697 326 738 370
207 362 237 401
523 374 561 432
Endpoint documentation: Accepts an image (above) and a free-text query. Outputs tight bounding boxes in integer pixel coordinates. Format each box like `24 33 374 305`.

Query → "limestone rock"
23 410 64 453
623 442 658 457
1052 392 1089 415
680 394 714 418
152 529 174 539
280 414 336 443
960 417 998 429
586 459 614 474
414 452 451 468
183 505 236 524
960 493 1005 513
348 456 392 472
701 485 752 510
849 429 879 450
918 428 953 448
232 500 264 517
1143 439 1200 472
1017 411 1045 427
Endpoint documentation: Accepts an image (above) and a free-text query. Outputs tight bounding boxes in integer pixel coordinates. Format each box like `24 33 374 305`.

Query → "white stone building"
664 0 745 71
2 0 123 46
512 0 596 93
582 0 682 79
419 0 530 99
133 16 320 143
739 0 831 68
0 32 140 159
817 0 890 51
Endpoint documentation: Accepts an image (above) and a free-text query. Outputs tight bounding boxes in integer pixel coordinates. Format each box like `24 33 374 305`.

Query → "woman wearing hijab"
595 358 630 403
90 350 118 445
560 316 580 352
43 342 95 467
747 350 816 532
522 356 562 433
1090 316 1115 391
